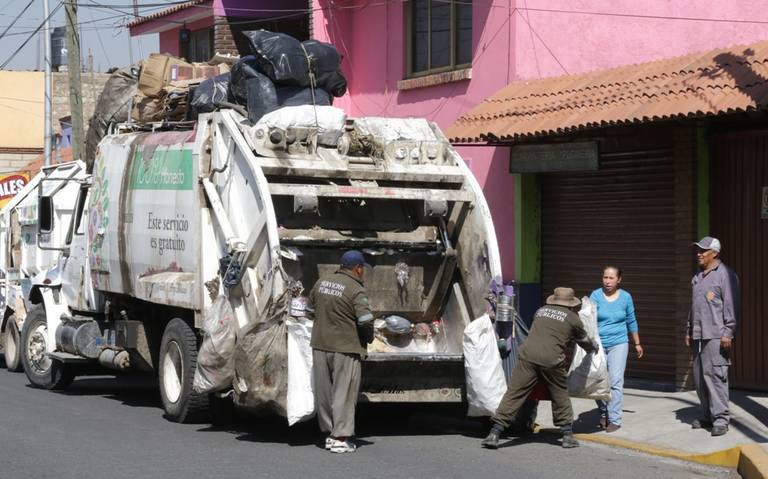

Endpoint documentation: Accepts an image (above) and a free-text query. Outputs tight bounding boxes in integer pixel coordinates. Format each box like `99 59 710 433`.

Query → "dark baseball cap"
341 250 371 268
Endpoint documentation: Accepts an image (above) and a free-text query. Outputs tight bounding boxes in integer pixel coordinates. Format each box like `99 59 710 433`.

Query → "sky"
0 0 165 72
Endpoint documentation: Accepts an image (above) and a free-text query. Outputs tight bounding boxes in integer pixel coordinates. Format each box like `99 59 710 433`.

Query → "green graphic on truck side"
130 148 193 190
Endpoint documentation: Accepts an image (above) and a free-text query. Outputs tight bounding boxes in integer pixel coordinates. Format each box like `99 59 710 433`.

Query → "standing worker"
481 287 599 449
309 250 374 453
686 237 739 437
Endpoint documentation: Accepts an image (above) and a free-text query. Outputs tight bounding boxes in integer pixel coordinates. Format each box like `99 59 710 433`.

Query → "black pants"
492 358 573 429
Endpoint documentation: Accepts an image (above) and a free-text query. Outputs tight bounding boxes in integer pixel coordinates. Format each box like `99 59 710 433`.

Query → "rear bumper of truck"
360 354 465 403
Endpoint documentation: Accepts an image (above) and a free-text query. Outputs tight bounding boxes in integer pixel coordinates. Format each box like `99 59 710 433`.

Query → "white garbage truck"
0 163 86 371
19 106 502 423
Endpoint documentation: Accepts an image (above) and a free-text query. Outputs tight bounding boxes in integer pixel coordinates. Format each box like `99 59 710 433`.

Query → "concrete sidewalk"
535 387 768 477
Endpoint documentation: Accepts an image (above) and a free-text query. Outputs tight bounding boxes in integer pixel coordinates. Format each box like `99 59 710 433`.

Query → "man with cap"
309 250 374 453
482 287 599 449
686 237 740 437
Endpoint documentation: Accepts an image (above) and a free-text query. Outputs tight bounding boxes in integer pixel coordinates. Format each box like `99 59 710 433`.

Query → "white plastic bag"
567 297 611 401
193 295 236 393
286 317 315 425
463 314 508 417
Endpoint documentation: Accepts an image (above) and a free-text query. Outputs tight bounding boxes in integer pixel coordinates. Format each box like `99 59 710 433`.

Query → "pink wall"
312 0 518 277
511 1 768 79
158 17 214 57
212 0 306 17
311 0 768 280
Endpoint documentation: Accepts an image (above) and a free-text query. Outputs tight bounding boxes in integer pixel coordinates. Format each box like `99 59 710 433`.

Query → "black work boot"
481 425 504 449
560 424 580 448
691 419 713 429
711 425 728 437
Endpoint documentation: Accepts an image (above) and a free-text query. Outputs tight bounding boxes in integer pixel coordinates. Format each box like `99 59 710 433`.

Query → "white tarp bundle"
463 314 507 417
255 105 346 133
567 297 611 401
286 317 315 425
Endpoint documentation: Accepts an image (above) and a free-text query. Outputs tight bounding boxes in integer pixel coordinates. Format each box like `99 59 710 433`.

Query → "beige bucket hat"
545 287 581 308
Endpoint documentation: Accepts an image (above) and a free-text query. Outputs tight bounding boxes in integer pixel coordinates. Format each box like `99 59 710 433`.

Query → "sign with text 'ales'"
0 172 30 208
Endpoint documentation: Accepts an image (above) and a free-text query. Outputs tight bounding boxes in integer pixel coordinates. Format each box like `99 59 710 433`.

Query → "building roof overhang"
128 0 212 36
447 39 768 144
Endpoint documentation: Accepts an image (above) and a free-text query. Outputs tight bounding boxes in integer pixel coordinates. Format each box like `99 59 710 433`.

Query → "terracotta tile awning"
127 0 210 29
447 39 768 143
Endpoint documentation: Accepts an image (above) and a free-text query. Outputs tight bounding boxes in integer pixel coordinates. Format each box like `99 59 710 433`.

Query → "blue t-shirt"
589 289 638 348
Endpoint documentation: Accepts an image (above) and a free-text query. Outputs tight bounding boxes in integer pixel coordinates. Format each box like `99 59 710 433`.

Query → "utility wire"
0 1 63 70
518 6 768 25
87 2 112 66
0 0 35 41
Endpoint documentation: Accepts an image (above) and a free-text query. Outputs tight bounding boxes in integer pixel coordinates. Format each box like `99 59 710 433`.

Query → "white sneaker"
324 437 334 450
329 439 357 453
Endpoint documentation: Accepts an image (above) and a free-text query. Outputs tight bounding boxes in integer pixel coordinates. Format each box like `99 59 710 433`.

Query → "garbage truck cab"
22 106 502 422
0 163 85 372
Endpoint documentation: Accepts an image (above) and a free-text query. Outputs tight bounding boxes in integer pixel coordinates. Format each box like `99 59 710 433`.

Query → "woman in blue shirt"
590 266 644 432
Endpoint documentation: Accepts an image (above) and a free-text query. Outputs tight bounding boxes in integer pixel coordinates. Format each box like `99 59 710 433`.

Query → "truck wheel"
159 318 209 423
21 306 74 390
4 316 23 372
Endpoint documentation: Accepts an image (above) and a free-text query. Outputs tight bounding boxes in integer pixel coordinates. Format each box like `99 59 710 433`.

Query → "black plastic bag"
229 56 273 104
85 65 139 171
276 86 332 107
316 70 347 97
246 77 279 123
189 72 231 116
300 40 346 96
242 30 309 86
301 40 340 75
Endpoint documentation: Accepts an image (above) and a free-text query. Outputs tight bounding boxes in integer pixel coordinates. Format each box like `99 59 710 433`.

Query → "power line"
0 1 63 70
0 0 35 41
86 2 112 66
514 8 568 75
518 6 768 25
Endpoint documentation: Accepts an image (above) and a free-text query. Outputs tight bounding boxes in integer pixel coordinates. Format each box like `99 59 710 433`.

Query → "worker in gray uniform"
686 237 740 437
482 287 599 449
310 250 374 453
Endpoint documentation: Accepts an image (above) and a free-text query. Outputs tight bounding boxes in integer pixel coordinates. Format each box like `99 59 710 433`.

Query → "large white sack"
286 317 315 426
193 295 236 394
567 297 611 401
463 314 508 417
256 105 346 132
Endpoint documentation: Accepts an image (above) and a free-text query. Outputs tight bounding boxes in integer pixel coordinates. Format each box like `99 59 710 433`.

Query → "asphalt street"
0 370 737 479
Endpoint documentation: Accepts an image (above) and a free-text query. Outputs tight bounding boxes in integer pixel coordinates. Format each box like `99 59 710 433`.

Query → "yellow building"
0 71 44 171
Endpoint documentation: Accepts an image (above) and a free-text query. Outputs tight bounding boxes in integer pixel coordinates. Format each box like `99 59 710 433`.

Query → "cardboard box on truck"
138 54 193 97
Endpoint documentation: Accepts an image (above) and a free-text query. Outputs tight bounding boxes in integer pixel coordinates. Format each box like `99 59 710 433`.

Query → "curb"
738 444 768 479
571 432 741 468
540 427 768 477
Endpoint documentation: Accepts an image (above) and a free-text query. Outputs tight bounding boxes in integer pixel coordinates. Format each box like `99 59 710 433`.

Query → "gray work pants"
312 349 361 438
692 339 730 427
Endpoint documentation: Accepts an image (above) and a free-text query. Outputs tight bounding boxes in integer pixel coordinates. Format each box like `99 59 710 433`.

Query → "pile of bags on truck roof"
189 30 347 123
132 53 234 122
85 30 347 169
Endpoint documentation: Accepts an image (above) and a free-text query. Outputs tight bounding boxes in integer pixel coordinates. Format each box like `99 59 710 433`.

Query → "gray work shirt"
687 261 739 340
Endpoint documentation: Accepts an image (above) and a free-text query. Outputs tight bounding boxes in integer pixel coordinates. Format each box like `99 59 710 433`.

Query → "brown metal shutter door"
711 131 768 390
540 147 676 381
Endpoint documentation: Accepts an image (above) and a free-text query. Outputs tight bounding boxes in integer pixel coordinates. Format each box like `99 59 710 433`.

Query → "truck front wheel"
21 306 74 390
4 316 23 372
159 318 209 423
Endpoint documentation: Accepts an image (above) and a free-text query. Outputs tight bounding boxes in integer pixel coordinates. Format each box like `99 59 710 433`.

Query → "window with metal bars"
408 0 472 77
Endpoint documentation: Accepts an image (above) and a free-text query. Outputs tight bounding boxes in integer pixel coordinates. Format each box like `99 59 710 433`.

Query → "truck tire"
21 305 74 390
4 316 23 372
159 318 209 423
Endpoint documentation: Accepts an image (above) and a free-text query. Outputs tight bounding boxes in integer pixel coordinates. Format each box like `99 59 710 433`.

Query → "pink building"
131 2 768 388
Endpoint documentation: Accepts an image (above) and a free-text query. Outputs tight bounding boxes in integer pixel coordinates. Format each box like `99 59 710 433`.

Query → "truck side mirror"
39 196 53 233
